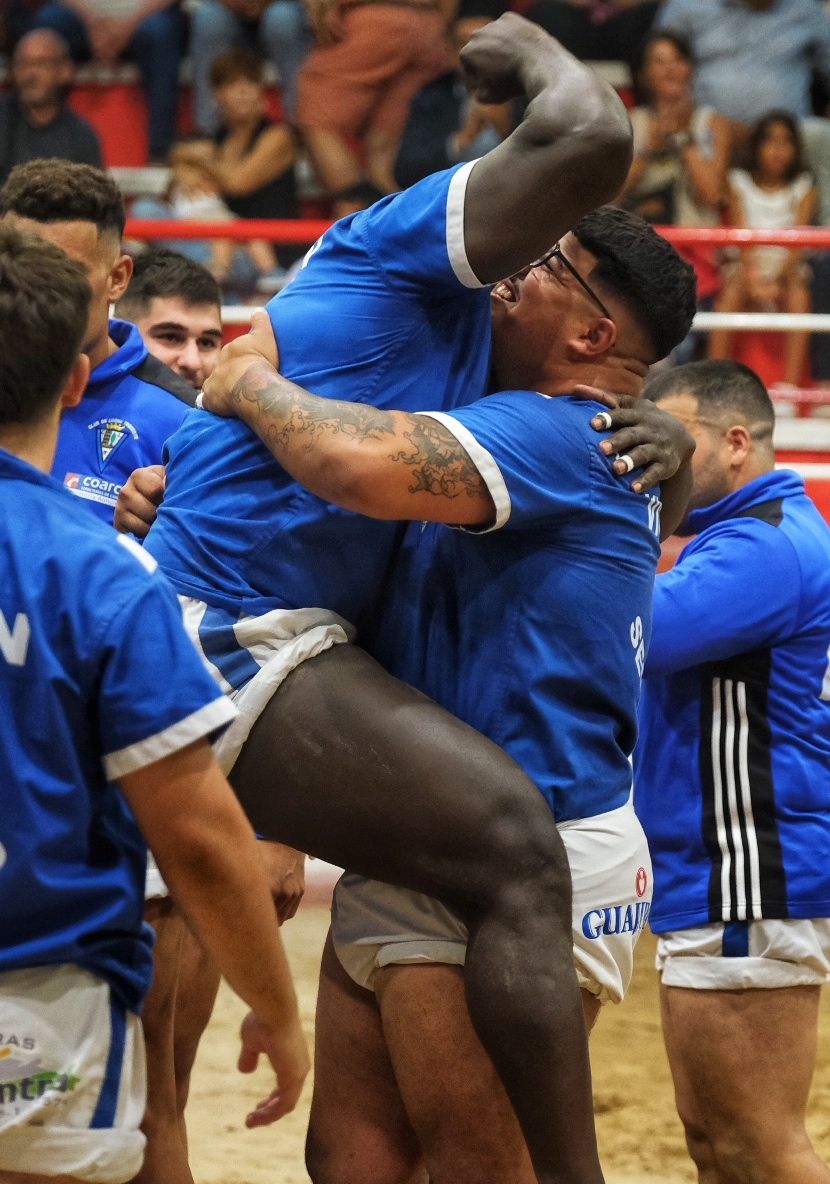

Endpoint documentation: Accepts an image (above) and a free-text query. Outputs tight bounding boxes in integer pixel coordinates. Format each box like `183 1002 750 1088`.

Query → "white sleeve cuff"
104 696 239 780
446 161 488 290
416 411 511 532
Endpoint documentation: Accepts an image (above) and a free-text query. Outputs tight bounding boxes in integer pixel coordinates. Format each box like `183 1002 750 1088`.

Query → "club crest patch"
89 417 138 470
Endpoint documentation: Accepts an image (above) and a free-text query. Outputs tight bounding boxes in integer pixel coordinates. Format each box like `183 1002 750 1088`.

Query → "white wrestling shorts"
656 918 830 989
0 964 146 1183
333 796 653 1005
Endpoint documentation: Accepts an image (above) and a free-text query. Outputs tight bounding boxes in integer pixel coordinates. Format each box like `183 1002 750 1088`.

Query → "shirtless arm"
460 14 633 283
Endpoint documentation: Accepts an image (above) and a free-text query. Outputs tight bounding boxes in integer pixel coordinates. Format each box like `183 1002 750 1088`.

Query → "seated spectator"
522 0 659 80
655 0 830 134
709 111 817 387
618 29 729 361
23 0 184 162
134 49 298 296
0 28 102 184
395 9 514 190
297 0 451 217
190 0 311 132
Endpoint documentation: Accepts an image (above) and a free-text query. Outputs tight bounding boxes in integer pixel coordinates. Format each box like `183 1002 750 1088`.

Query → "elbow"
581 100 634 204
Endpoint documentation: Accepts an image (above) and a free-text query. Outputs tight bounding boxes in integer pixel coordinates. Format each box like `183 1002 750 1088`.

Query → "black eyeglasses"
534 242 613 320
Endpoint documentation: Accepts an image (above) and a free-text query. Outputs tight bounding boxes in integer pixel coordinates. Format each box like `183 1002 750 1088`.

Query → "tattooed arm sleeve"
227 361 496 526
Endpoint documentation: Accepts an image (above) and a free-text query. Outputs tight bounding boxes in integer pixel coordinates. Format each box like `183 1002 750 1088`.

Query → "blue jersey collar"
88 319 148 390
687 469 805 533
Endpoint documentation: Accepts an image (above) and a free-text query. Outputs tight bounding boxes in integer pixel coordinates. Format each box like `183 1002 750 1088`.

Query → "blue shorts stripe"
90 995 126 1129
722 920 750 958
198 606 261 688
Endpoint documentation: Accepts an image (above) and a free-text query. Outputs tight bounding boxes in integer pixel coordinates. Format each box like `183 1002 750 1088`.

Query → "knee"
191 0 239 41
680 1116 718 1179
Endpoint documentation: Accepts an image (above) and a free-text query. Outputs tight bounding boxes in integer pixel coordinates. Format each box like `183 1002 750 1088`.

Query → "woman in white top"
709 110 817 386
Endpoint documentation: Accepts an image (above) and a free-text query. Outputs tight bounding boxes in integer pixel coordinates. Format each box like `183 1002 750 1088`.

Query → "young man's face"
4 215 131 366
132 296 223 389
489 233 607 387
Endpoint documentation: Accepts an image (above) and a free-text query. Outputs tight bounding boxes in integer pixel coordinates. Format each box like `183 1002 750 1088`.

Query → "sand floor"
187 887 830 1184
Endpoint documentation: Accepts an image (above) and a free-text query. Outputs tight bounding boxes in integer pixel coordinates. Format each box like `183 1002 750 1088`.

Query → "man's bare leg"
133 899 192 1184
230 644 602 1184
171 921 222 1139
661 982 830 1184
306 936 426 1184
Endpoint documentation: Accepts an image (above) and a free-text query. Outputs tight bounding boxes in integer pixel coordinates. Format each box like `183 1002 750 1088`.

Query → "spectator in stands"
116 249 223 390
189 0 311 131
297 0 451 217
709 111 816 387
619 29 729 361
522 0 659 81
655 0 830 133
394 6 514 190
24 0 184 163
145 49 298 295
0 29 102 185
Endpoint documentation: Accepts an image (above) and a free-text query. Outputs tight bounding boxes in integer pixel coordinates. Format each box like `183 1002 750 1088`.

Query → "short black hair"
572 206 697 362
117 249 221 320
645 359 775 438
747 110 806 183
0 223 90 426
0 159 125 238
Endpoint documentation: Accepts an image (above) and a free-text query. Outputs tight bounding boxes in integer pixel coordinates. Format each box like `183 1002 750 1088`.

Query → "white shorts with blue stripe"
179 596 355 775
0 964 146 1183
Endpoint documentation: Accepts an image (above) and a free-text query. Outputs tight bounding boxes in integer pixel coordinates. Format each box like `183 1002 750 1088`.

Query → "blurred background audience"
709 110 816 387
2 0 830 383
0 28 101 184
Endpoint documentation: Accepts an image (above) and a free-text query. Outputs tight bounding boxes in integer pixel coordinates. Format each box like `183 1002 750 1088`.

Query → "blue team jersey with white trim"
51 319 195 525
0 450 236 1010
145 163 492 625
635 470 830 931
368 392 662 822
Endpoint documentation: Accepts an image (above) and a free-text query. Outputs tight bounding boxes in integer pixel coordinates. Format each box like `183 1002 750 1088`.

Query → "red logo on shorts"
635 866 648 898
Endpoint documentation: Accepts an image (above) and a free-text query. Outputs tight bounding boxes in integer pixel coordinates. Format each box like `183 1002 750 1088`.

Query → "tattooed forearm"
231 364 488 505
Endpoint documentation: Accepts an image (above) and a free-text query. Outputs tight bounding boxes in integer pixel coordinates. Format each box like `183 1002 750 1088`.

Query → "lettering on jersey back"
0 612 30 667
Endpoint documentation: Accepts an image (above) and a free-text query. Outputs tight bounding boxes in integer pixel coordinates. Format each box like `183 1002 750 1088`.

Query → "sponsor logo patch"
581 900 651 940
63 472 122 507
635 866 648 898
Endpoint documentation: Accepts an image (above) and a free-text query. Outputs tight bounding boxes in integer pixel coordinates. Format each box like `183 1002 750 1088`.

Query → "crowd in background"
2 0 830 385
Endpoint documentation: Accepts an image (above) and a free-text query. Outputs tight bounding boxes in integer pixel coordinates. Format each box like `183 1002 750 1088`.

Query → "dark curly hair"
0 159 125 238
572 206 697 362
0 223 90 426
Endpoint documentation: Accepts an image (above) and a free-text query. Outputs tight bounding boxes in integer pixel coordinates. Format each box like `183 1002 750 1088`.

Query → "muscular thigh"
308 936 423 1184
661 982 823 1147
229 643 564 915
376 963 536 1184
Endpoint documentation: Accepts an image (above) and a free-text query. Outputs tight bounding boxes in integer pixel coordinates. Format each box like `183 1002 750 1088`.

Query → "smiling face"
489 232 612 388
132 295 223 388
641 37 692 103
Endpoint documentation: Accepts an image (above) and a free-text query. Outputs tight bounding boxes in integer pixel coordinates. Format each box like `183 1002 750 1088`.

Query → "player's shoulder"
131 354 198 409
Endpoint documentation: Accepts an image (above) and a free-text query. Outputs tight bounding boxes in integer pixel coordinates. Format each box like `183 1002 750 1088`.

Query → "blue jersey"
368 392 663 822
146 163 492 626
0 449 236 1011
51 318 196 525
635 470 830 931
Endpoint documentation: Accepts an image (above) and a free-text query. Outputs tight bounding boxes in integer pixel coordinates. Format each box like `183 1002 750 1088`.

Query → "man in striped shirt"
635 359 830 1184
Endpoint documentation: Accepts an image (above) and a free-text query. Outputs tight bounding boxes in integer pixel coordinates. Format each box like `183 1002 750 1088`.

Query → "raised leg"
230 643 602 1184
